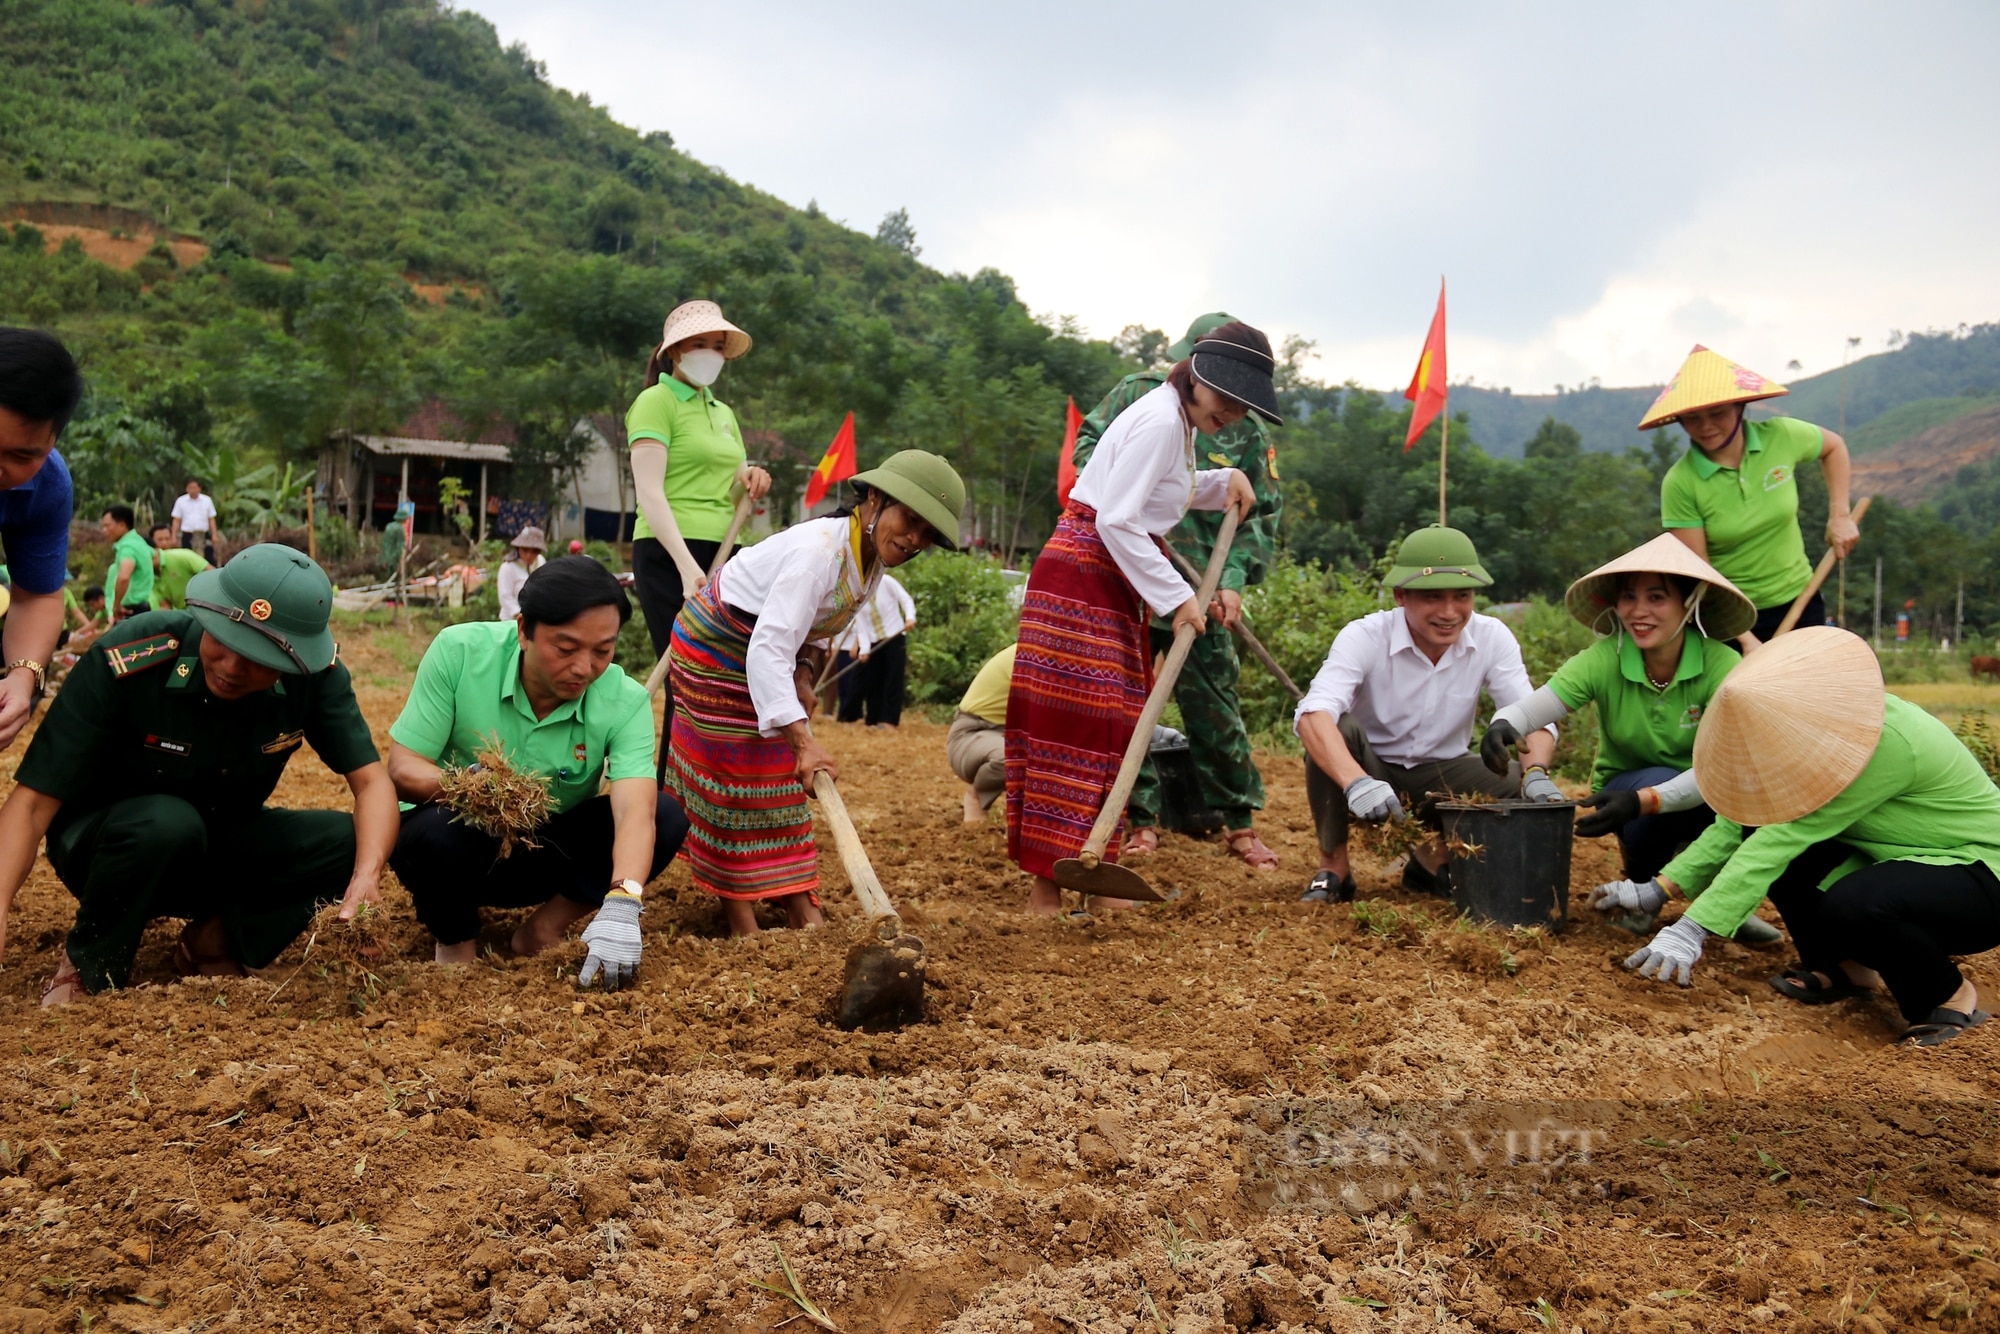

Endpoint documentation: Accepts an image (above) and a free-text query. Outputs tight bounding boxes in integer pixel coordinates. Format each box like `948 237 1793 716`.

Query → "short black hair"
83 585 104 601
102 504 136 530
0 327 84 435
517 555 631 637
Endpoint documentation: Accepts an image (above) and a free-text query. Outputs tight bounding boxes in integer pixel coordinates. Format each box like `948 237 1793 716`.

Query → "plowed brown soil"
5 623 2000 1334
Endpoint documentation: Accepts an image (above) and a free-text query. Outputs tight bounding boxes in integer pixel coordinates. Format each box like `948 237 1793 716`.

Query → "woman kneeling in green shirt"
1622 627 2000 1047
1484 534 1773 942
1642 345 1860 646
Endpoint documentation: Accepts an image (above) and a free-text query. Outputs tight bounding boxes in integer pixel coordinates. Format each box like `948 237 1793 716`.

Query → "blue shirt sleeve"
0 450 73 595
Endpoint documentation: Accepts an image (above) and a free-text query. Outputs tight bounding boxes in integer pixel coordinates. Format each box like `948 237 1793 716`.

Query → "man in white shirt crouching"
1294 525 1562 904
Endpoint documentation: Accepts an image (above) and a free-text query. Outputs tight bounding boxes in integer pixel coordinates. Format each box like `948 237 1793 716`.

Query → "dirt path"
4 625 1998 1333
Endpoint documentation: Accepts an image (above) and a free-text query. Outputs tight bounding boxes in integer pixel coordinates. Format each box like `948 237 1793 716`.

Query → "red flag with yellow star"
1404 280 1447 451
803 411 857 508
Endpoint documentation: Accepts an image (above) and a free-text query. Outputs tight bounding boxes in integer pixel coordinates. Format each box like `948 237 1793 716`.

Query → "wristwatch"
6 659 46 696
608 879 645 900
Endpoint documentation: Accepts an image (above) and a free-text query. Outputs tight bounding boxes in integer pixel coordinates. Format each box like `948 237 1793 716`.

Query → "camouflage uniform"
1070 369 1283 831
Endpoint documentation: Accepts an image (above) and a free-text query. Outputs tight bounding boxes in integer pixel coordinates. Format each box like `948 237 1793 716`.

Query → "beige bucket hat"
509 526 546 550
1564 532 1758 642
1692 626 1884 827
655 299 752 361
1637 345 1789 431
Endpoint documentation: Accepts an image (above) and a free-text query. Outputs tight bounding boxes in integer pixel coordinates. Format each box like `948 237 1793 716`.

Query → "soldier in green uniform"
1071 312 1285 869
0 544 399 1006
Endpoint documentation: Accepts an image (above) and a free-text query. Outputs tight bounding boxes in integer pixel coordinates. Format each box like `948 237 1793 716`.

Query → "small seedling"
1529 1297 1559 1328
746 1243 841 1331
1757 1149 1790 1184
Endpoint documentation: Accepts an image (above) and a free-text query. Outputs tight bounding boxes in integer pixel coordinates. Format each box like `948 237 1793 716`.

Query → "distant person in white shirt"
168 478 223 564
1294 524 1562 905
833 572 916 726
496 526 546 622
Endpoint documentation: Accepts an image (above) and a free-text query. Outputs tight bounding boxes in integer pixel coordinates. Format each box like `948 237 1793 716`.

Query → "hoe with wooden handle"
1769 495 1871 639
1053 508 1240 905
643 492 757 698
814 771 926 1030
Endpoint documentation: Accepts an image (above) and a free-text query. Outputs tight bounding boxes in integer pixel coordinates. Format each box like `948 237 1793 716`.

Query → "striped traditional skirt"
1005 503 1153 879
666 585 819 903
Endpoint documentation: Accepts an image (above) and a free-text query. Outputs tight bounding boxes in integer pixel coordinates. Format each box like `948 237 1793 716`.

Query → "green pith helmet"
184 543 338 674
1385 525 1493 591
850 450 966 550
1167 311 1237 361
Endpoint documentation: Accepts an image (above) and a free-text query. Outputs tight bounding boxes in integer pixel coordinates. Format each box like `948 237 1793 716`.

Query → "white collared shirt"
1068 382 1234 616
717 515 877 734
1294 609 1549 768
834 573 915 656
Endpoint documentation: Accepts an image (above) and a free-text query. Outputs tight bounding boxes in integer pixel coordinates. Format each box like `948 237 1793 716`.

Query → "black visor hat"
1189 337 1283 424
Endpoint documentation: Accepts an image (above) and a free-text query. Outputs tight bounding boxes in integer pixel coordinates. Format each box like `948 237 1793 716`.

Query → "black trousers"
1305 714 1520 854
631 535 722 782
48 797 356 992
1599 766 1717 881
391 791 690 945
179 530 215 564
1751 589 1824 641
1765 840 2000 1023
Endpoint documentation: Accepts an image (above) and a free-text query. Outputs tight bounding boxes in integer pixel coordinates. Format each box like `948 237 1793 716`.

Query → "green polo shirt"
1665 696 2000 936
1659 416 1823 609
110 530 156 608
151 548 210 610
389 620 656 814
624 376 746 544
1547 632 1741 790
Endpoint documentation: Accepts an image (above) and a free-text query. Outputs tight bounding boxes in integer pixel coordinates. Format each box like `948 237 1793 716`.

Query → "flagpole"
1438 409 1448 526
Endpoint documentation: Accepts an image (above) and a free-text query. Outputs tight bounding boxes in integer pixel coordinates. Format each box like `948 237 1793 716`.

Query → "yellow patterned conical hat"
1637 345 1789 430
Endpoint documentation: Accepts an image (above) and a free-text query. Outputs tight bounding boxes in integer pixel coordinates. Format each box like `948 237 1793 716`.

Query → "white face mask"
677 348 726 387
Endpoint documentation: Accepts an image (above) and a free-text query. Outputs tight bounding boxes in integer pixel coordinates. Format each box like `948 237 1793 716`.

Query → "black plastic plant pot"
1437 800 1578 931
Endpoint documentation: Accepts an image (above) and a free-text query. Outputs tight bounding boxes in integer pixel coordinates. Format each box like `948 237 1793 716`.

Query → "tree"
874 207 920 257
1112 324 1168 369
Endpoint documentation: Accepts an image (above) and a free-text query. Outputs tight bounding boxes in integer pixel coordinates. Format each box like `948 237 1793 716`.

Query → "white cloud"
471 0 2000 392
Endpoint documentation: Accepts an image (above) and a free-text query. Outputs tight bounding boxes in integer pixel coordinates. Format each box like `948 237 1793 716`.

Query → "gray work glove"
1520 766 1564 804
1591 877 1668 916
1344 775 1404 823
1623 915 1707 987
578 892 643 991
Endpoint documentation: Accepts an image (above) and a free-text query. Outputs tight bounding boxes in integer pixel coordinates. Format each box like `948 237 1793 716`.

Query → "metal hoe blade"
1051 856 1170 904
836 927 927 1030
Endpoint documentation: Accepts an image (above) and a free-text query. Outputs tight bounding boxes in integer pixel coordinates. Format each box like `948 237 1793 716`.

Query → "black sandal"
1902 1007 1989 1047
1768 968 1871 1005
1300 870 1355 904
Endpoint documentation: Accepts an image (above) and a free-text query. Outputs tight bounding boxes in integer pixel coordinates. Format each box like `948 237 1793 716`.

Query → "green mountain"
0 0 1127 542
1446 324 2000 459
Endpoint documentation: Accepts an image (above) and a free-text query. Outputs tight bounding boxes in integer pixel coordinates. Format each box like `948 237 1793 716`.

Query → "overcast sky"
473 0 1998 393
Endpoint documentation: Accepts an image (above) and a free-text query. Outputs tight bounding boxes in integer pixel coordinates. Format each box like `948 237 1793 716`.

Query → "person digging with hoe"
1621 627 2000 1046
0 544 398 1005
1489 533 1782 944
388 556 688 988
664 450 964 937
1295 525 1563 904
0 327 82 751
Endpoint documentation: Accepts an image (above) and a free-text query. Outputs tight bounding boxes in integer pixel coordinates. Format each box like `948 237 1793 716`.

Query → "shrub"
1953 711 2000 785
897 551 1018 707
1237 552 1384 741
1499 597 1598 783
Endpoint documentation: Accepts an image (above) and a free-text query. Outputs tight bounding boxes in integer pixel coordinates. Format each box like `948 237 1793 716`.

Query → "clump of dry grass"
437 735 554 858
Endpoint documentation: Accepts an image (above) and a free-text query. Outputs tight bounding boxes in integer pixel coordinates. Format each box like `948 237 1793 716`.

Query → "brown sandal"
171 937 249 979
1226 829 1280 871
41 954 87 1008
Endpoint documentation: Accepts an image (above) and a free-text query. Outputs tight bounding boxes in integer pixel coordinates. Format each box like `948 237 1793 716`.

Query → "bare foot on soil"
1027 876 1062 915
512 896 593 956
175 918 249 978
961 785 985 824
784 894 825 930
434 940 477 965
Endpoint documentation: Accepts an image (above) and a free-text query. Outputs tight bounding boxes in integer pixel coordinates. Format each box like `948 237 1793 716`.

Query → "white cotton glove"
578 892 643 991
1520 767 1565 803
1623 915 1707 988
1344 776 1404 823
1591 878 1668 916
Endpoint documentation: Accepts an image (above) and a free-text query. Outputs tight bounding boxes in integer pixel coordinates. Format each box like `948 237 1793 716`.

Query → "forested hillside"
4 0 2000 631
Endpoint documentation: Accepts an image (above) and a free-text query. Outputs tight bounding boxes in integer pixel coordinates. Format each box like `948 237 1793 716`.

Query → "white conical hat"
1692 626 1884 826
1564 532 1758 642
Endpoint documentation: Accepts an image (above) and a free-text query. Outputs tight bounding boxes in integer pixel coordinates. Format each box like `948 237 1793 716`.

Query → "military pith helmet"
185 543 337 674
1168 312 1236 361
850 450 966 550
1386 525 1492 590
